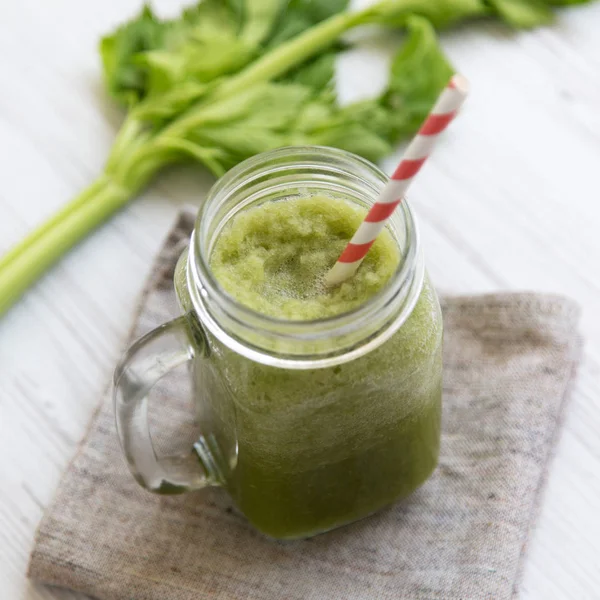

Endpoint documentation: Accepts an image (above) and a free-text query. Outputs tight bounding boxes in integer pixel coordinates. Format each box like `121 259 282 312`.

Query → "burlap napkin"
29 210 581 600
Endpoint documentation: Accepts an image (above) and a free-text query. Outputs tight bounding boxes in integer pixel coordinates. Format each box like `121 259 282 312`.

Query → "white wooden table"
2 1 600 598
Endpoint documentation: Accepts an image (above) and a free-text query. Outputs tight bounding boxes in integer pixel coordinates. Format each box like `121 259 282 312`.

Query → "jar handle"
113 315 219 494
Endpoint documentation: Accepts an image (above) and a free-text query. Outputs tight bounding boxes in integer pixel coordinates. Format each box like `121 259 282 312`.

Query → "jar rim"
187 146 423 368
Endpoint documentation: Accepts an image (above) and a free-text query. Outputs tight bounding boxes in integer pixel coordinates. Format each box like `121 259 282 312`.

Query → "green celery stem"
0 177 130 315
214 11 363 99
0 177 107 271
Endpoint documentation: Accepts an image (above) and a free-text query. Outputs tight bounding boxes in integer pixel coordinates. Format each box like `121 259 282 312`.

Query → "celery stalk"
0 179 130 314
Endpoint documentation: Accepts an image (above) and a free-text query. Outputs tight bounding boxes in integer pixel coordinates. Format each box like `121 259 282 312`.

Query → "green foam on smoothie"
210 195 400 320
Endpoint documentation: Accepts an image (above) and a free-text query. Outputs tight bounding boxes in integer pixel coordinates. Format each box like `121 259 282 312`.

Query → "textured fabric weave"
29 211 581 600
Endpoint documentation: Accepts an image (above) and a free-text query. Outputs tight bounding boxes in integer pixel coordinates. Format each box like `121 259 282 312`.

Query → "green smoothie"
181 195 443 539
210 196 399 320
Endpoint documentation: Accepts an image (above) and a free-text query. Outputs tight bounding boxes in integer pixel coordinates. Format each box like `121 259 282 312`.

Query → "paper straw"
324 74 469 287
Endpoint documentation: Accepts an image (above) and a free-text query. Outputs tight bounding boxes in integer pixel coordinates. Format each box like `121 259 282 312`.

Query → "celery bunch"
0 0 590 314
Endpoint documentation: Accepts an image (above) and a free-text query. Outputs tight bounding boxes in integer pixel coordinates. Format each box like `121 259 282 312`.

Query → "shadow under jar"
114 146 443 540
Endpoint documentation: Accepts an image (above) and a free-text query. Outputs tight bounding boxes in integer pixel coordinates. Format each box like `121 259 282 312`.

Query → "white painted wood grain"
1 1 600 598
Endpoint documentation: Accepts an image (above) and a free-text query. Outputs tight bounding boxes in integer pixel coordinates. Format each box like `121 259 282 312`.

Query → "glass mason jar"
114 146 443 540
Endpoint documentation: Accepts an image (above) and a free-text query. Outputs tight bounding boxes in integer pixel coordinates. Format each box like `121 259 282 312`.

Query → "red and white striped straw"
324 74 469 287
